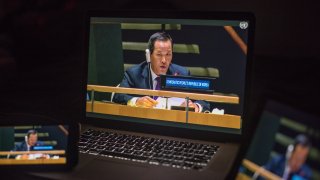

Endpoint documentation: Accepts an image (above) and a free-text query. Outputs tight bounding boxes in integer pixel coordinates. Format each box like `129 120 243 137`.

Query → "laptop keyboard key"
80 129 218 171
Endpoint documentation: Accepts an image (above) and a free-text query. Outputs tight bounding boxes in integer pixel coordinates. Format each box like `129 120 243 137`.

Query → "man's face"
289 145 310 172
28 134 38 146
150 40 172 75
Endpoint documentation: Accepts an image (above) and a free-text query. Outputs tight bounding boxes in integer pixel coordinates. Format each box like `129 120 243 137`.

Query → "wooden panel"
242 159 281 180
236 173 251 180
87 85 239 104
86 102 93 112
87 102 241 129
0 158 66 165
188 113 241 129
94 102 186 123
0 150 65 156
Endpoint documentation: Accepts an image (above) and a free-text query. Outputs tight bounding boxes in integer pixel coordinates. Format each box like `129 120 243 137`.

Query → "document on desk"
154 97 186 110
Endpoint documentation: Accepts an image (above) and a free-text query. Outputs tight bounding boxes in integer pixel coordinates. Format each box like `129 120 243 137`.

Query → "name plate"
160 75 215 94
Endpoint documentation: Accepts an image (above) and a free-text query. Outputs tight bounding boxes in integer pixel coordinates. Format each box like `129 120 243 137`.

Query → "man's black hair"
27 129 37 138
147 32 173 54
294 134 312 149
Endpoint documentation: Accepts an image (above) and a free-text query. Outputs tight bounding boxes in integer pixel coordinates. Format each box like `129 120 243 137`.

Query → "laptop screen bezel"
82 10 255 143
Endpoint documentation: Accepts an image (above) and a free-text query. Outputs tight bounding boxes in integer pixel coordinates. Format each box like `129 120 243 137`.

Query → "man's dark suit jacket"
113 61 210 112
13 141 44 151
261 155 312 180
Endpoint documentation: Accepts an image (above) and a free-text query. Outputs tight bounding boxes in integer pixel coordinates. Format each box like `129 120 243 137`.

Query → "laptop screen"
0 125 68 166
238 100 320 180
85 11 254 135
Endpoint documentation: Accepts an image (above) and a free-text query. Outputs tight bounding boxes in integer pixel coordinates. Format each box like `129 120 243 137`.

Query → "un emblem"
239 21 248 29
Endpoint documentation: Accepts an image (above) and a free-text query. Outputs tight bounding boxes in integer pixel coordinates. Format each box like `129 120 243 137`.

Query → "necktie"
153 77 161 100
155 76 161 90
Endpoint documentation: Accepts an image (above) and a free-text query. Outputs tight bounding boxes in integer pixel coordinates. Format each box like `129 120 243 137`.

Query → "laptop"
235 97 320 180
33 10 255 179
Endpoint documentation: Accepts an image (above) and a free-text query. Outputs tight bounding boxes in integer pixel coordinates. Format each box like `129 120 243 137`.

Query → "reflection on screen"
0 125 68 165
239 102 320 180
86 16 251 133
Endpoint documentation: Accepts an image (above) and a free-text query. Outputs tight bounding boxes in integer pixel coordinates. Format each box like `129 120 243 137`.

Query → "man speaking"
113 32 209 112
13 129 43 151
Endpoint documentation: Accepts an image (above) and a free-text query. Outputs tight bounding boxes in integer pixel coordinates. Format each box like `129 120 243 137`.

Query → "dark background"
0 0 319 118
0 0 319 178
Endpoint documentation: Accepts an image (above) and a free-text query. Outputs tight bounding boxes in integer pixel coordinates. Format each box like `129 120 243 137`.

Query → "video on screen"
86 17 250 131
0 125 68 165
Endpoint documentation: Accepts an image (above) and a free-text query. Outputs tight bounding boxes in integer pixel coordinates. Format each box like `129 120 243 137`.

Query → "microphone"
25 135 30 151
7 150 13 159
283 144 294 180
285 144 294 161
145 49 151 63
146 49 153 90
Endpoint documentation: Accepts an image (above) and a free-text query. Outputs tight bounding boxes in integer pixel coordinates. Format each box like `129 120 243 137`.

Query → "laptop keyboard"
79 129 219 170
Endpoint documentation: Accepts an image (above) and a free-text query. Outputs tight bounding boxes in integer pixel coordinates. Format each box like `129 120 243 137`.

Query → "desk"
0 150 66 165
87 85 239 104
87 102 241 129
241 159 281 180
0 150 65 156
87 85 241 129
0 158 66 165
